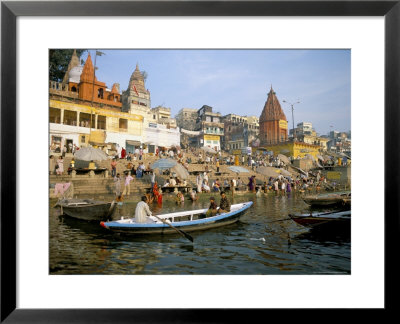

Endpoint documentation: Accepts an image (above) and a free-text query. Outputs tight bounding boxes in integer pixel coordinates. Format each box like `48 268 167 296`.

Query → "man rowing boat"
134 196 153 223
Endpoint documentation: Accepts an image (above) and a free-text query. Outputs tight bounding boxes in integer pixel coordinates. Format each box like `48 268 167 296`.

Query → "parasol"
277 154 290 165
256 166 282 178
277 169 292 177
228 166 250 174
304 154 316 162
151 158 177 170
201 146 217 154
171 163 190 179
74 146 108 161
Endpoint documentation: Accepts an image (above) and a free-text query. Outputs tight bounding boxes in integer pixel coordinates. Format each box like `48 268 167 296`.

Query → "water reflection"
50 192 350 275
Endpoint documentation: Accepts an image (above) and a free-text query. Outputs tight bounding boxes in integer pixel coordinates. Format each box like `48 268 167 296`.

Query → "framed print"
1 0 399 322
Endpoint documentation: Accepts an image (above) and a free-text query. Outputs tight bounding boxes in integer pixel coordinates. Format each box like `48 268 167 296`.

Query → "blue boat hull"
101 202 253 235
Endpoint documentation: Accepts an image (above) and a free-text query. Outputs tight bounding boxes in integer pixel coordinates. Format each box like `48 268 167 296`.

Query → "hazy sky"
80 49 350 135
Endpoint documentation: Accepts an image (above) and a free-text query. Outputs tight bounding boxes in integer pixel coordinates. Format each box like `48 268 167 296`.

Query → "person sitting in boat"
163 179 170 187
134 196 153 223
217 191 231 214
205 197 218 218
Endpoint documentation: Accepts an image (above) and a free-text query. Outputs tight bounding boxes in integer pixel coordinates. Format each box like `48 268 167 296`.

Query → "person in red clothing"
153 187 163 204
121 147 126 159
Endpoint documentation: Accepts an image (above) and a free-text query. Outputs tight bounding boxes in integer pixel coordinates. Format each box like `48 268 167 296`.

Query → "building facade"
222 114 259 153
259 87 288 146
194 105 224 151
49 51 179 155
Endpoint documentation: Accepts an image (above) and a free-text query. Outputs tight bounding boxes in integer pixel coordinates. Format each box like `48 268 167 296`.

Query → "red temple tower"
259 86 288 146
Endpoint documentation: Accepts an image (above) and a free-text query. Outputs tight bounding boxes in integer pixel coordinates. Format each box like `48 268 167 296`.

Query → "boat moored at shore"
56 198 116 221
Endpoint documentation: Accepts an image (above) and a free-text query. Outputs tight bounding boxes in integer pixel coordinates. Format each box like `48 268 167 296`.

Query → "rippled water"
49 192 350 275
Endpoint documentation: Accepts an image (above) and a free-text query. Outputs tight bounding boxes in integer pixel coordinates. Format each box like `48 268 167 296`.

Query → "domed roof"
69 65 83 83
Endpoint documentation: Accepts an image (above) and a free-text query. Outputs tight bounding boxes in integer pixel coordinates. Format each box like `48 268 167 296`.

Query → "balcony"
204 129 224 136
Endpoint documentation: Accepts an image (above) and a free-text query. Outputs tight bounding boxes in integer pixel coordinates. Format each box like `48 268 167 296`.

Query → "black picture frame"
1 0 399 322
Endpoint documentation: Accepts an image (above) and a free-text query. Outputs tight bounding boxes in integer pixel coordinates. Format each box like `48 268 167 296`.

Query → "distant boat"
100 202 253 235
303 192 351 207
289 210 350 229
56 198 116 221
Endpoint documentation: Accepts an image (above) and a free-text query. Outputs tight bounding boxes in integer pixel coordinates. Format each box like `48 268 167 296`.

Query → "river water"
49 192 350 275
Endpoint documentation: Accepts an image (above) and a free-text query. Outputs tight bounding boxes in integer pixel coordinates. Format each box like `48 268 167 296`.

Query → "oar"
152 214 194 243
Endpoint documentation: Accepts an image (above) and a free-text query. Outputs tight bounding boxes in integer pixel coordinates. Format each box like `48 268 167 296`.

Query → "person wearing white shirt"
169 177 177 186
134 196 153 223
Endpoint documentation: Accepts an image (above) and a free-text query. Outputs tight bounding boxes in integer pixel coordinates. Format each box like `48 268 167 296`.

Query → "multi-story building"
175 108 199 149
222 114 259 152
175 108 198 131
49 51 143 154
194 105 224 151
49 51 179 155
150 106 177 128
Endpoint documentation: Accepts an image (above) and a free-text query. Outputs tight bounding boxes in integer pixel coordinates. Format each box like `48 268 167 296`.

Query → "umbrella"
151 158 177 170
291 165 308 176
256 166 282 178
74 146 108 161
280 149 290 154
277 154 290 165
317 154 325 161
304 154 316 162
228 166 250 174
171 163 190 179
201 146 217 154
277 169 292 177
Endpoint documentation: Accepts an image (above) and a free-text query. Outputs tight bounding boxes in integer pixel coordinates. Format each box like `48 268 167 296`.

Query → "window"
63 110 77 126
97 115 106 130
97 88 104 99
79 112 91 128
71 86 77 92
49 108 61 124
119 118 128 130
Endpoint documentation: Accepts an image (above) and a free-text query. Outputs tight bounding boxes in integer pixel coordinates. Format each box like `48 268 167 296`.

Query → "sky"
80 49 350 136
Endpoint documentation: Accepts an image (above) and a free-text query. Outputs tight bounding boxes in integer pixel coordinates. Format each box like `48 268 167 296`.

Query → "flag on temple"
132 83 139 96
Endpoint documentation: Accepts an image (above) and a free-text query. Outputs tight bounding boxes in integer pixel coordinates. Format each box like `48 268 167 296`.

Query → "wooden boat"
289 210 350 229
303 192 351 207
100 201 253 235
56 198 116 221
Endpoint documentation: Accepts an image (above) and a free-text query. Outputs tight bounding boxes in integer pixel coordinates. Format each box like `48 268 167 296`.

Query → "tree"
49 49 87 82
